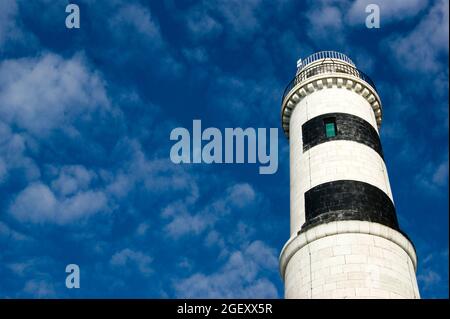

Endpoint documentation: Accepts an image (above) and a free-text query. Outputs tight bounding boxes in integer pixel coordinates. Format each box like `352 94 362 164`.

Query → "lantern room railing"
297 51 355 72
283 62 377 102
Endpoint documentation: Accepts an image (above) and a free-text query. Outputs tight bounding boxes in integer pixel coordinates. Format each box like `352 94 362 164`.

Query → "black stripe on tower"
302 112 383 158
300 180 399 233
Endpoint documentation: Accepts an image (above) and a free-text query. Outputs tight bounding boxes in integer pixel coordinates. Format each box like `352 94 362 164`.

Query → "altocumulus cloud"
0 52 109 136
0 0 22 48
9 165 109 224
175 240 279 298
347 0 429 25
386 0 449 73
110 248 153 276
0 121 40 184
183 0 264 41
23 279 56 298
162 183 258 239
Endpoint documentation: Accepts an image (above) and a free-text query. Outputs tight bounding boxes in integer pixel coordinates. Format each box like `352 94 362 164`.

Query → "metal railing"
282 62 377 102
297 51 355 72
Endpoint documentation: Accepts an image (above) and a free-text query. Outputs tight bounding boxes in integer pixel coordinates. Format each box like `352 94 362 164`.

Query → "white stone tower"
279 51 420 299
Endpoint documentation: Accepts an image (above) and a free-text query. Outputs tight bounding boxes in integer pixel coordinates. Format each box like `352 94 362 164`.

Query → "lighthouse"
279 51 420 299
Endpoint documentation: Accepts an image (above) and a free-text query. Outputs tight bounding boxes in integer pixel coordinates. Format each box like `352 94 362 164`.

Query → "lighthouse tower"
279 51 420 299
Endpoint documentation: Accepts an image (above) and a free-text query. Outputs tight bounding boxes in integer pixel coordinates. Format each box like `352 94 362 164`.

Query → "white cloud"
0 221 28 241
204 229 226 249
10 183 57 222
161 198 212 238
110 248 153 275
103 1 183 77
0 157 6 182
185 7 223 41
0 121 40 185
416 249 448 295
0 53 110 136
184 0 266 41
226 183 256 208
347 0 428 25
50 165 96 197
109 3 162 46
162 183 258 239
7 261 32 276
182 47 209 64
212 0 262 37
136 222 150 236
418 269 442 291
301 0 346 46
177 258 193 271
432 161 449 187
305 5 345 45
9 171 108 224
208 74 281 126
23 279 56 298
386 0 449 73
105 139 199 199
174 240 279 298
0 0 20 48
415 158 449 194
165 212 210 238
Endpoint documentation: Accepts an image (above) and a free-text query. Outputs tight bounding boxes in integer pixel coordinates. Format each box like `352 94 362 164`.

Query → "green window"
324 118 336 137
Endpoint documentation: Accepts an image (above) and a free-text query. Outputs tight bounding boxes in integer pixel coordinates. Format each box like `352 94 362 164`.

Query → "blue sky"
0 0 448 298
